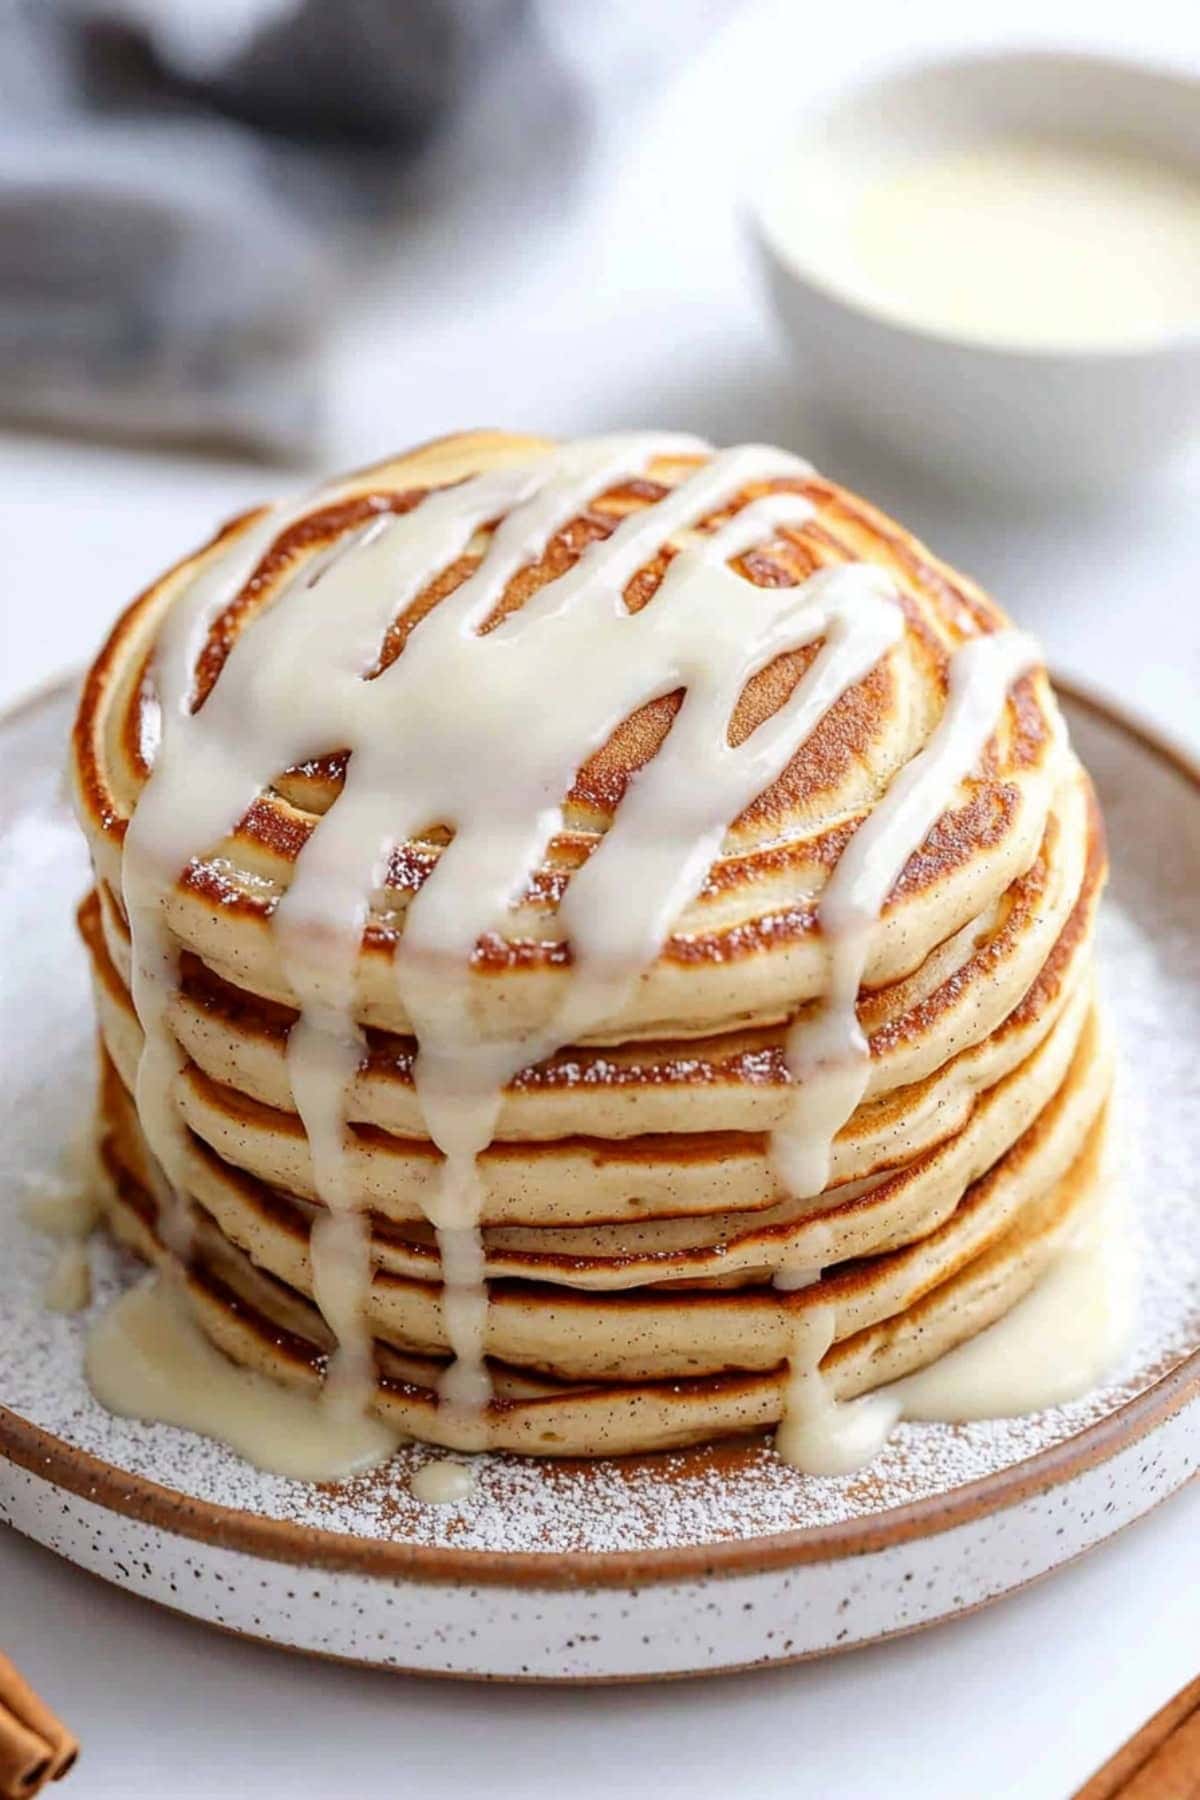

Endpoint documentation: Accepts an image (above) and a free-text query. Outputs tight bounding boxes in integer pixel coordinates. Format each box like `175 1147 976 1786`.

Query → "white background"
2 1 1198 1794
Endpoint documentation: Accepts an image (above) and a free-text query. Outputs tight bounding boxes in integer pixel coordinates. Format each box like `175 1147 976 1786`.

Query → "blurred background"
0 0 1197 739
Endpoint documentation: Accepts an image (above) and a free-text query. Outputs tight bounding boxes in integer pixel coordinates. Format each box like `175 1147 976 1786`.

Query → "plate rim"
1 673 1197 1593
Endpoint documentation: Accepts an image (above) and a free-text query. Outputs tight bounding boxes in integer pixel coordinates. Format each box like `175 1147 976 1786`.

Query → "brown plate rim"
1 672 1197 1592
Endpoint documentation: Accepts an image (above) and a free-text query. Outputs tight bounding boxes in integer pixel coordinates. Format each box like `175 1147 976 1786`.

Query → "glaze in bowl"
749 52 1200 493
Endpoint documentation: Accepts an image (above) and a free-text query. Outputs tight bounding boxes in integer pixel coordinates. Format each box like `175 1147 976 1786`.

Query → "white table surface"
2 2 1198 1794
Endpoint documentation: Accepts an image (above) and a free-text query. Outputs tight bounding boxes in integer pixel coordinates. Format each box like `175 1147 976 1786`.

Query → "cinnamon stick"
1074 1671 1200 1799
0 1655 77 1798
0 1708 52 1800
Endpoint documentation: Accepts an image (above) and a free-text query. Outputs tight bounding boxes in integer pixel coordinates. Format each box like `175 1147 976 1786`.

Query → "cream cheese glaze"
87 1273 400 1480
72 431 1117 1480
845 138 1200 349
781 1108 1132 1473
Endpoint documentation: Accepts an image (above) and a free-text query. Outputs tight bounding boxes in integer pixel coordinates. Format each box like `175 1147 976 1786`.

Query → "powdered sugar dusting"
1 687 1197 1560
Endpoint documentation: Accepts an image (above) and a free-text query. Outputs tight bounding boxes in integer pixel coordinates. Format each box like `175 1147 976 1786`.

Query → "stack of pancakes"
71 431 1111 1457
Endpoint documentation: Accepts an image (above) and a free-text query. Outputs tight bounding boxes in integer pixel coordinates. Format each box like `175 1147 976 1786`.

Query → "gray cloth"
0 0 568 456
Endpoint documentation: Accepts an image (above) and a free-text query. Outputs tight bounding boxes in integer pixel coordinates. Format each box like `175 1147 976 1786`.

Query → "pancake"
97 1083 1113 1455
79 771 1102 1231
98 1003 1110 1387
98 964 1096 1293
73 432 1062 1045
85 757 1098 1145
68 429 1117 1473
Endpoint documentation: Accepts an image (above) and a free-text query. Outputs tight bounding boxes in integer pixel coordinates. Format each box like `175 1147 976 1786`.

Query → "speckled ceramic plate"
1 679 1198 1682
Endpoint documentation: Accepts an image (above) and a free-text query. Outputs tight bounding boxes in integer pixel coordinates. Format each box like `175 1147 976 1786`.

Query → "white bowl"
749 52 1200 492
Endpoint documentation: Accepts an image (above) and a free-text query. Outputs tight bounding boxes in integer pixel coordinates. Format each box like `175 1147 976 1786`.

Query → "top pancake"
72 430 1064 1042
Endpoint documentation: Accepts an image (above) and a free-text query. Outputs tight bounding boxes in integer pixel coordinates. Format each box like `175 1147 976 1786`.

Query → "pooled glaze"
87 1275 401 1480
411 1459 478 1504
